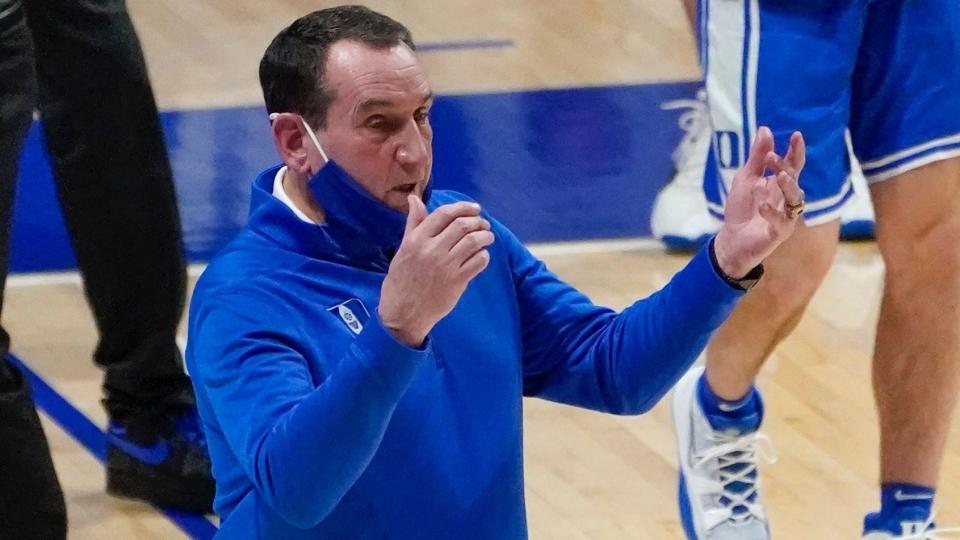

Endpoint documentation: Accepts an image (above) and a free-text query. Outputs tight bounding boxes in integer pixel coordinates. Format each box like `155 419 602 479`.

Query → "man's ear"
270 113 311 175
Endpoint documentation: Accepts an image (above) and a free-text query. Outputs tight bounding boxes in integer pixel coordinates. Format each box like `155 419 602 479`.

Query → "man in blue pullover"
186 5 807 538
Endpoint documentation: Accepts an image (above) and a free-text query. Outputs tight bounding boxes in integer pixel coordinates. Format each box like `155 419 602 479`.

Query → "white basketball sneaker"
673 367 774 540
651 89 719 250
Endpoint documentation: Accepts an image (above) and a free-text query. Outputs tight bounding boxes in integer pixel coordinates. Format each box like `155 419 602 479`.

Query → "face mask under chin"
273 113 433 254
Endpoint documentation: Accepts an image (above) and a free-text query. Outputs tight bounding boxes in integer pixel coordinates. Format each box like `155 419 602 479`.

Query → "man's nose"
395 120 429 168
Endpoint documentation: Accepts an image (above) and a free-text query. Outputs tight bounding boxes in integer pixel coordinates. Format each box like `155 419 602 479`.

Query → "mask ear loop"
269 112 329 164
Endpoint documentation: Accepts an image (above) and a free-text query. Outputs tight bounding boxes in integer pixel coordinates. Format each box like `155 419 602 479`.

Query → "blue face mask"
273 114 433 256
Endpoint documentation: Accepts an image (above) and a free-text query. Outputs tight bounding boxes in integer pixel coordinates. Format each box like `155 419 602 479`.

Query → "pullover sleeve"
496 220 746 414
190 293 429 529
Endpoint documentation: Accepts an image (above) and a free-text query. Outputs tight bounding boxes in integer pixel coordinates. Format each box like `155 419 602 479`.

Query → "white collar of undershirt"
272 166 316 224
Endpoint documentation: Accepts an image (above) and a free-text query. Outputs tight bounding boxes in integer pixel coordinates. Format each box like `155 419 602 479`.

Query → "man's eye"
415 110 430 123
367 116 386 129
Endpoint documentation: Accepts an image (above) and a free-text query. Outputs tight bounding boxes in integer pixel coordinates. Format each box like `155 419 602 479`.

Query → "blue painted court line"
7 353 218 540
417 38 514 52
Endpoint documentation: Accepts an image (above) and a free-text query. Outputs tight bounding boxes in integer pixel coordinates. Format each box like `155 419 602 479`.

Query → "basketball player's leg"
676 176 841 540
674 1 865 538
0 2 67 537
871 159 960 487
850 1 960 532
858 159 960 537
703 219 838 399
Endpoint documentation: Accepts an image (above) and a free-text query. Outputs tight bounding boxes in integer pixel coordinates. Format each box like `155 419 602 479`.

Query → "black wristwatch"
709 239 764 291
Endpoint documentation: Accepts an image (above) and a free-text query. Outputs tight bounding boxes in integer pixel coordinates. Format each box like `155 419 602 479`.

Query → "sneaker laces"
892 512 960 539
693 430 777 526
661 89 711 170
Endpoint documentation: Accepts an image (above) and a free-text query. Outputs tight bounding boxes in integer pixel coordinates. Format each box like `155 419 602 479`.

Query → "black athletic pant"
0 0 191 417
0 0 190 536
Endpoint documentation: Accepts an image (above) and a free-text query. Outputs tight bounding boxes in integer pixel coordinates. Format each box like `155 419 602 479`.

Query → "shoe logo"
107 427 171 466
327 298 370 336
893 490 933 502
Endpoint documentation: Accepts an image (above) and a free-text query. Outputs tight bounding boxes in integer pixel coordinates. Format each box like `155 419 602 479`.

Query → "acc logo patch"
327 298 370 335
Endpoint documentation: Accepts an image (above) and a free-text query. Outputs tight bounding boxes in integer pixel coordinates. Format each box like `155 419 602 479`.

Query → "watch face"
739 277 760 291
738 264 764 291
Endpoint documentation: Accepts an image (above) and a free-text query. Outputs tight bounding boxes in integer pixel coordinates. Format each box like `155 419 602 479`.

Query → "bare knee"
884 215 960 295
758 254 833 318
874 158 960 291
752 221 839 318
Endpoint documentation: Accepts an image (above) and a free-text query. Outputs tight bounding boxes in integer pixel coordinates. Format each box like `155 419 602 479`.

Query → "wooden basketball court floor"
7 1 959 538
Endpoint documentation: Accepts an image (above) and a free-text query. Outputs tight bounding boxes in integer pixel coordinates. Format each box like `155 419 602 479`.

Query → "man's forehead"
325 40 430 104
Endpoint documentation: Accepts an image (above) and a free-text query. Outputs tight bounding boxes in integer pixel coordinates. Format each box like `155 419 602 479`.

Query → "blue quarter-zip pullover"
186 165 744 538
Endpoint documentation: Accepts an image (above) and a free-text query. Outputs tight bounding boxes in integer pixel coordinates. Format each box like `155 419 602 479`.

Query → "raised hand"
714 126 806 278
378 196 495 347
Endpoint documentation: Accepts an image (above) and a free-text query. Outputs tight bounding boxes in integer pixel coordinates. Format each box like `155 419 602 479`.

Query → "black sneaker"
105 407 214 513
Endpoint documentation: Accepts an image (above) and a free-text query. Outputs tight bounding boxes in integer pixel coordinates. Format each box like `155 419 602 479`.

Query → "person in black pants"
0 0 213 536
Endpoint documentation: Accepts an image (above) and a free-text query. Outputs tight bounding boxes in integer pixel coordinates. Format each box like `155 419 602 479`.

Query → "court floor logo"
327 298 370 335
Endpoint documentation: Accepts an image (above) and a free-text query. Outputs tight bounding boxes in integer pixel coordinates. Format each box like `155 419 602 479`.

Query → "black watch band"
709 239 764 291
